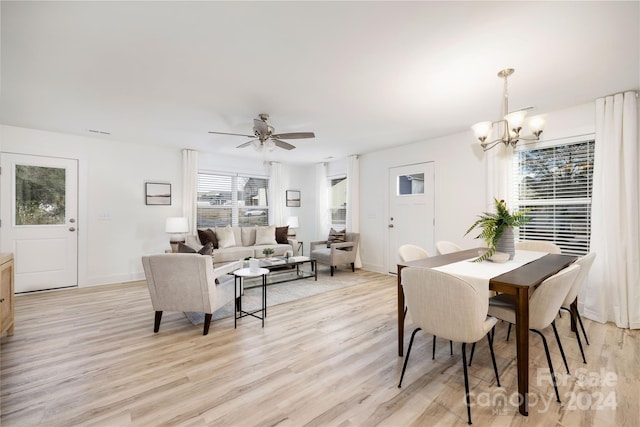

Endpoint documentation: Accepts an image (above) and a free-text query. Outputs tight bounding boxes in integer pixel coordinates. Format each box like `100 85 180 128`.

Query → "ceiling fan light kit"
209 113 315 152
472 68 546 152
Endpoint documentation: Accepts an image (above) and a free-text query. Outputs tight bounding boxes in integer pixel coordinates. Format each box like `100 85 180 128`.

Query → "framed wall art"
286 190 301 207
145 182 172 205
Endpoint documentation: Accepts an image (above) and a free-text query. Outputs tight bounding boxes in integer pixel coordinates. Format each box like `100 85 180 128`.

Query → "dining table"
396 248 577 416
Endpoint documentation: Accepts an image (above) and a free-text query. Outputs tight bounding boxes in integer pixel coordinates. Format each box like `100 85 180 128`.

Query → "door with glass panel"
388 162 435 273
0 154 78 292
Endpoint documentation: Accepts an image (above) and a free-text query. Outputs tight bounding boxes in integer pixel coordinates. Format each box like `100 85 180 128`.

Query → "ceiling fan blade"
236 139 258 149
271 132 315 139
272 139 296 150
208 131 255 138
253 118 269 135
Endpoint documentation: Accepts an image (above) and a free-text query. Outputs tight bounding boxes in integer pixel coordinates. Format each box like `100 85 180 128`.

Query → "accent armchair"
310 232 360 276
142 254 241 335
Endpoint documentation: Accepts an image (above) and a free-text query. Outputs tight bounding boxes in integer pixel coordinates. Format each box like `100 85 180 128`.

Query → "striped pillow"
327 228 346 248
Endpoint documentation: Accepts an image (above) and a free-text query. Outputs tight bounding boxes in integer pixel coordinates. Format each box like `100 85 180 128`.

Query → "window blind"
512 139 594 256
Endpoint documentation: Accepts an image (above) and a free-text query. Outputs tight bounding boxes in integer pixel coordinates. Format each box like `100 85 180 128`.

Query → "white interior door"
0 153 78 292
388 162 435 273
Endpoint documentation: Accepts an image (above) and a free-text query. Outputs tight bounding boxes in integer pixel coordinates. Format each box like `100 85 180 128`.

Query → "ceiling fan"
208 113 315 151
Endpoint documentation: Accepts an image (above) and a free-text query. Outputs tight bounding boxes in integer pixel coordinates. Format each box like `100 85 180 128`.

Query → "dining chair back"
515 240 562 253
398 244 429 262
399 267 500 424
436 240 462 255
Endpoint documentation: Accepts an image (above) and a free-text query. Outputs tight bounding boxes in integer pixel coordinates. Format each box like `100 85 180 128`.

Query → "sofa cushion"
327 228 346 248
213 246 254 264
256 226 277 245
253 244 290 258
275 226 289 244
216 225 237 249
197 228 218 249
241 227 256 247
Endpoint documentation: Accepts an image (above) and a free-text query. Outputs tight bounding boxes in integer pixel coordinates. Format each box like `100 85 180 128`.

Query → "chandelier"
471 68 545 151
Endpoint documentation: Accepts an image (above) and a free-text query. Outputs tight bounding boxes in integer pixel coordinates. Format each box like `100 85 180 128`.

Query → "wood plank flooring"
1 269 638 426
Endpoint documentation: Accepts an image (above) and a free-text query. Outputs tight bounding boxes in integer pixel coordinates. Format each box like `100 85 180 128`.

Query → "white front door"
0 153 78 292
388 162 435 273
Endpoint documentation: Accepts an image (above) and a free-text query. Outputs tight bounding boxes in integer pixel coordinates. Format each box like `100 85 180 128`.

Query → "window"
329 176 347 230
197 172 269 228
512 138 595 255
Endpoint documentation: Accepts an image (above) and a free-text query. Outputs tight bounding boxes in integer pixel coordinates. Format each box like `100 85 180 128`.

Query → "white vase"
496 226 515 260
249 258 260 273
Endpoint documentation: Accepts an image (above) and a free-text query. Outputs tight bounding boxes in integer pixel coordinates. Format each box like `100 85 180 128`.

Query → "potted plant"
262 248 275 258
465 198 531 262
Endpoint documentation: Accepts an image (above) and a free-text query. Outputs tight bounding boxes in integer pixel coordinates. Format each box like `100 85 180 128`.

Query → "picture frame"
145 182 172 205
286 190 301 207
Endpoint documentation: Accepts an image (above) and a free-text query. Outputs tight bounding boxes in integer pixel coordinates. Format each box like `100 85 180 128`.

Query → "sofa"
185 225 299 265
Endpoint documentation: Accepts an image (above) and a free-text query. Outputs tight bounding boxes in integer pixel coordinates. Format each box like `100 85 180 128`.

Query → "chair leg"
576 310 590 345
432 335 437 360
551 320 570 375
531 329 561 403
403 306 408 320
487 328 501 387
330 266 334 276
398 328 421 388
154 311 163 333
468 342 475 366
351 262 355 272
461 343 472 425
561 307 587 364
506 323 512 342
203 313 213 335
450 340 453 356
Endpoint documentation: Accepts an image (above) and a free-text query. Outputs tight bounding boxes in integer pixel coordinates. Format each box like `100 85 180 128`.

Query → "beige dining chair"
559 252 596 363
398 267 501 425
515 240 562 253
436 240 462 255
485 264 581 404
397 245 452 358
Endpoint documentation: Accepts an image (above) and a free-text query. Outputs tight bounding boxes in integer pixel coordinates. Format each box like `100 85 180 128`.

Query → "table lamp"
165 217 189 252
286 216 299 238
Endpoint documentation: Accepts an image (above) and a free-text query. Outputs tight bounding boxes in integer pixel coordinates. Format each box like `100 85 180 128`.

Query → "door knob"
69 227 76 232
388 224 394 228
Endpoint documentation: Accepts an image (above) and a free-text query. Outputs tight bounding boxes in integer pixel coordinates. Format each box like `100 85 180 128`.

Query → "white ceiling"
1 1 638 164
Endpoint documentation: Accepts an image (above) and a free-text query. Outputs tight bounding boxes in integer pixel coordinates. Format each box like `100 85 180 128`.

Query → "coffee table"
251 256 317 286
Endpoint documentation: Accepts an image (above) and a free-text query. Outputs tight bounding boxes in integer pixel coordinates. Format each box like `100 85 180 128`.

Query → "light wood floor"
1 269 638 426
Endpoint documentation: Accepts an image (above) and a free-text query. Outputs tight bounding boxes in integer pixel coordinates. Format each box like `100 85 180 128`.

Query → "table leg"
313 260 317 281
262 273 266 327
397 265 405 357
234 275 239 329
514 287 530 416
570 298 578 333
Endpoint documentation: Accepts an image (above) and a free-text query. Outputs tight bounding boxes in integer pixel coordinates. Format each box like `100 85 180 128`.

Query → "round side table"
233 267 269 328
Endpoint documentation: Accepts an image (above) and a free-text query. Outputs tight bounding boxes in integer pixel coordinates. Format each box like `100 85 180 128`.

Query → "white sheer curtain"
268 161 285 226
316 162 329 240
346 155 362 268
582 91 639 329
181 149 198 236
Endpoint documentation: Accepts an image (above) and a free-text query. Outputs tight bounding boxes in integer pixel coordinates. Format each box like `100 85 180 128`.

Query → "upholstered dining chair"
142 254 241 335
559 252 596 363
436 240 462 255
515 240 562 253
485 264 581 404
397 244 451 357
398 267 501 425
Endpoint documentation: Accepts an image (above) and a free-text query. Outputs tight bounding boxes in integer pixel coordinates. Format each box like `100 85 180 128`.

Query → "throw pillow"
275 226 289 244
197 228 218 249
178 242 213 256
255 225 277 245
327 228 346 248
216 225 237 249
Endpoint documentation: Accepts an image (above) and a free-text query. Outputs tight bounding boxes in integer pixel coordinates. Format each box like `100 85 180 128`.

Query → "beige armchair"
142 254 241 335
310 232 360 276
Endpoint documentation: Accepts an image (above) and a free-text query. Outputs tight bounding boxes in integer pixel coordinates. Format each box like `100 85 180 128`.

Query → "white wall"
358 102 595 274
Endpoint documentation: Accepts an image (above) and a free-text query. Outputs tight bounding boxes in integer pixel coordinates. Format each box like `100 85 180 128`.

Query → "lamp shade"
286 216 299 228
165 217 189 233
